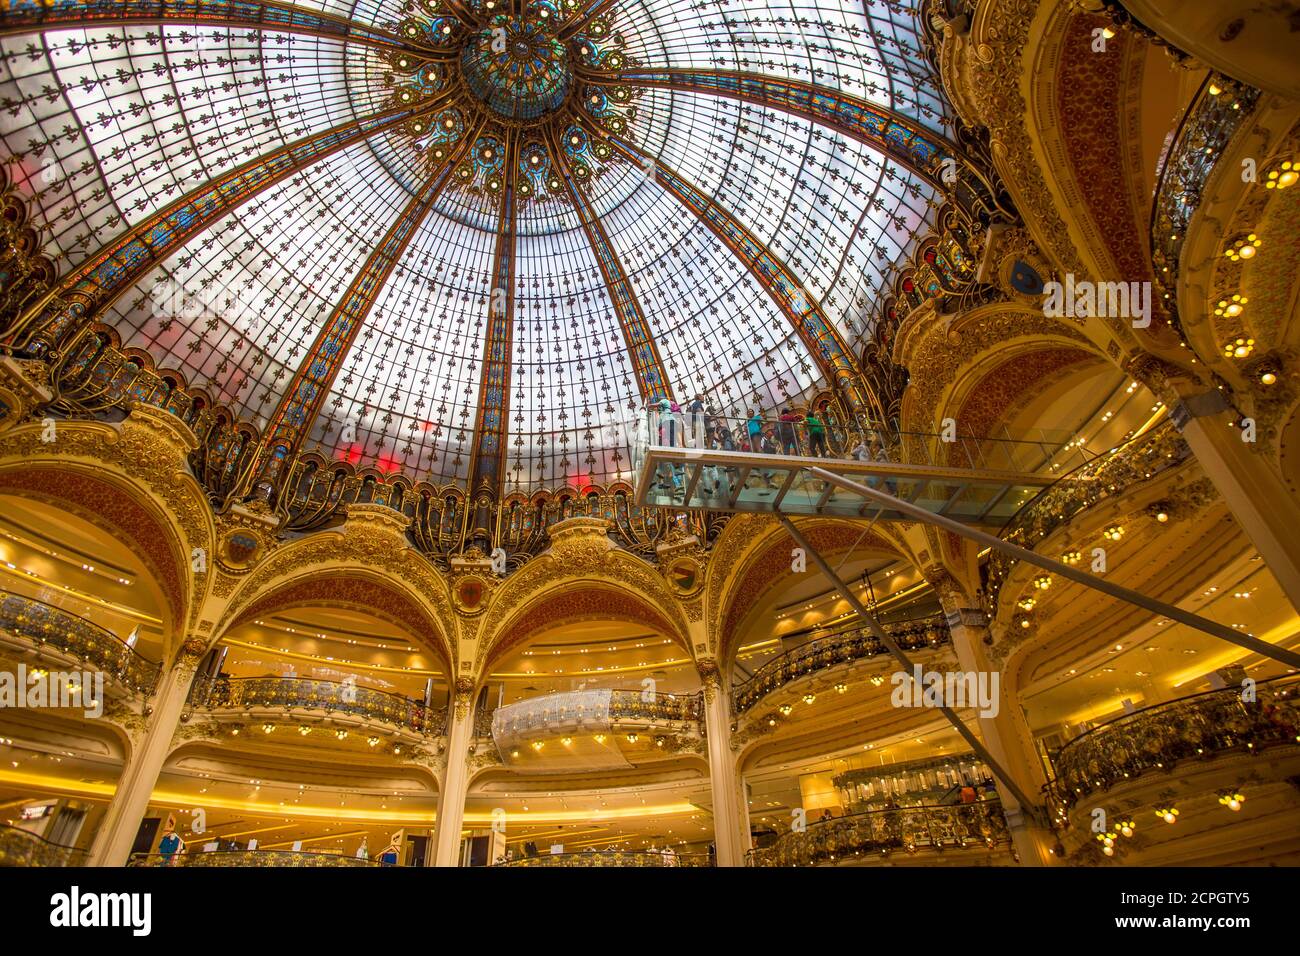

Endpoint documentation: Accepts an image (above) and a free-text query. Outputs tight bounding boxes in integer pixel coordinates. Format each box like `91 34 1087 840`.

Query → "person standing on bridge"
806 409 828 457
745 408 764 451
778 407 801 455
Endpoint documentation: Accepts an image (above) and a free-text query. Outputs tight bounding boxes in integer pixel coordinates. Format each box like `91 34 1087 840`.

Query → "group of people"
647 396 838 459
644 396 894 496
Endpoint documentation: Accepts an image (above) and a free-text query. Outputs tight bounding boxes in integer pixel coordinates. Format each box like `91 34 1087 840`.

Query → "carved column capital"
696 659 721 703
453 677 475 722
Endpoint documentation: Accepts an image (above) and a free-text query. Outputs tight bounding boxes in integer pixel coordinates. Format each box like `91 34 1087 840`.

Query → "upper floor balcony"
732 613 952 715
746 798 1011 867
186 675 445 740
128 848 384 868
1049 674 1300 808
0 590 160 697
0 824 88 867
480 689 703 768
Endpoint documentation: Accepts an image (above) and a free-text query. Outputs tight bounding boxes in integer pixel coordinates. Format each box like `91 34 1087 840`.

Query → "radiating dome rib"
622 0 951 136
504 182 644 494
99 139 427 425
592 176 824 416
629 88 938 345
308 203 496 484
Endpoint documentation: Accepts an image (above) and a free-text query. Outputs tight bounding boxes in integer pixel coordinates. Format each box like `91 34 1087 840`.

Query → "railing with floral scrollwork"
747 799 1011 867
495 849 710 867
0 590 161 696
1151 74 1261 340
128 849 384 867
187 675 441 736
0 824 88 867
608 689 702 725
732 613 952 715
984 421 1191 613
1049 675 1300 808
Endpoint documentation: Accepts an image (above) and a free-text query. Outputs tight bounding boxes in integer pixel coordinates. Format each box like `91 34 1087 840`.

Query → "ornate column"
88 639 206 866
932 573 1054 866
1172 394 1300 612
699 660 748 867
432 679 476 867
1131 357 1300 612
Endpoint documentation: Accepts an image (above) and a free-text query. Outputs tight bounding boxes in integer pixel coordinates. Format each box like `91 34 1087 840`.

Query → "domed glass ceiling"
0 0 950 495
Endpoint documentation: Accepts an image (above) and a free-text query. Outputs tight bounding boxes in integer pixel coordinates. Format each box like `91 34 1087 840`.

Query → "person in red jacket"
778 408 801 455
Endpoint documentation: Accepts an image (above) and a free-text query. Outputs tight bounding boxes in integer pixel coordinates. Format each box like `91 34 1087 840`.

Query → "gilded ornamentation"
899 302 1097 432
967 0 1089 280
473 517 690 670
212 519 458 667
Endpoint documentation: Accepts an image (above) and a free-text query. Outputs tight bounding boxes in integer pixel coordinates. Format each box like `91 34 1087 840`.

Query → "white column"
88 644 203 866
1176 402 1300 613
701 671 748 867
432 690 475 867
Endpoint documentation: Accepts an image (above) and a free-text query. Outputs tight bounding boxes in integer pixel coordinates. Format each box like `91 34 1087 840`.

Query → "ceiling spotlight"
1265 160 1296 190
1218 791 1245 812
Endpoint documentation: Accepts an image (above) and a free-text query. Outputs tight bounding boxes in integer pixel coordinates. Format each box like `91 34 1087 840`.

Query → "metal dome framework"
0 0 956 501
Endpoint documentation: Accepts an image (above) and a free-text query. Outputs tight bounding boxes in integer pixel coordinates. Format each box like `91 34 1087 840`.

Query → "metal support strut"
776 513 1043 818
806 467 1300 670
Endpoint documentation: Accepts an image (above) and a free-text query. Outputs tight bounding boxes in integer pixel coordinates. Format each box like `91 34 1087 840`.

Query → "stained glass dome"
0 0 952 496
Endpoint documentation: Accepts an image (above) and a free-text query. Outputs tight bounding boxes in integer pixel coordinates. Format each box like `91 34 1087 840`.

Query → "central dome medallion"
460 14 572 122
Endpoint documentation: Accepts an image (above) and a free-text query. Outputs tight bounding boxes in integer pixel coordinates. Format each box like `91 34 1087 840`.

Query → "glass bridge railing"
629 412 1074 525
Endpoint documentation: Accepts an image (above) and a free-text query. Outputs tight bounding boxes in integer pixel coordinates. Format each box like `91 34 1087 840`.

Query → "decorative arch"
473 518 692 679
481 582 681 677
212 514 457 675
896 302 1108 436
0 410 217 644
706 515 912 671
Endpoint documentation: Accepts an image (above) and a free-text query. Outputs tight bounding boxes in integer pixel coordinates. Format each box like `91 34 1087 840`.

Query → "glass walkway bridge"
625 409 1300 809
630 413 1066 527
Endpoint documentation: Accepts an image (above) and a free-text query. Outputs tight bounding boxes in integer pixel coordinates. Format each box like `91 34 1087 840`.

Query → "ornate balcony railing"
1151 73 1261 340
0 824 89 867
746 799 1010 867
608 689 703 725
0 590 161 696
732 613 951 715
128 849 383 867
187 675 441 736
833 753 992 809
984 421 1190 613
1050 675 1300 808
495 850 710 867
